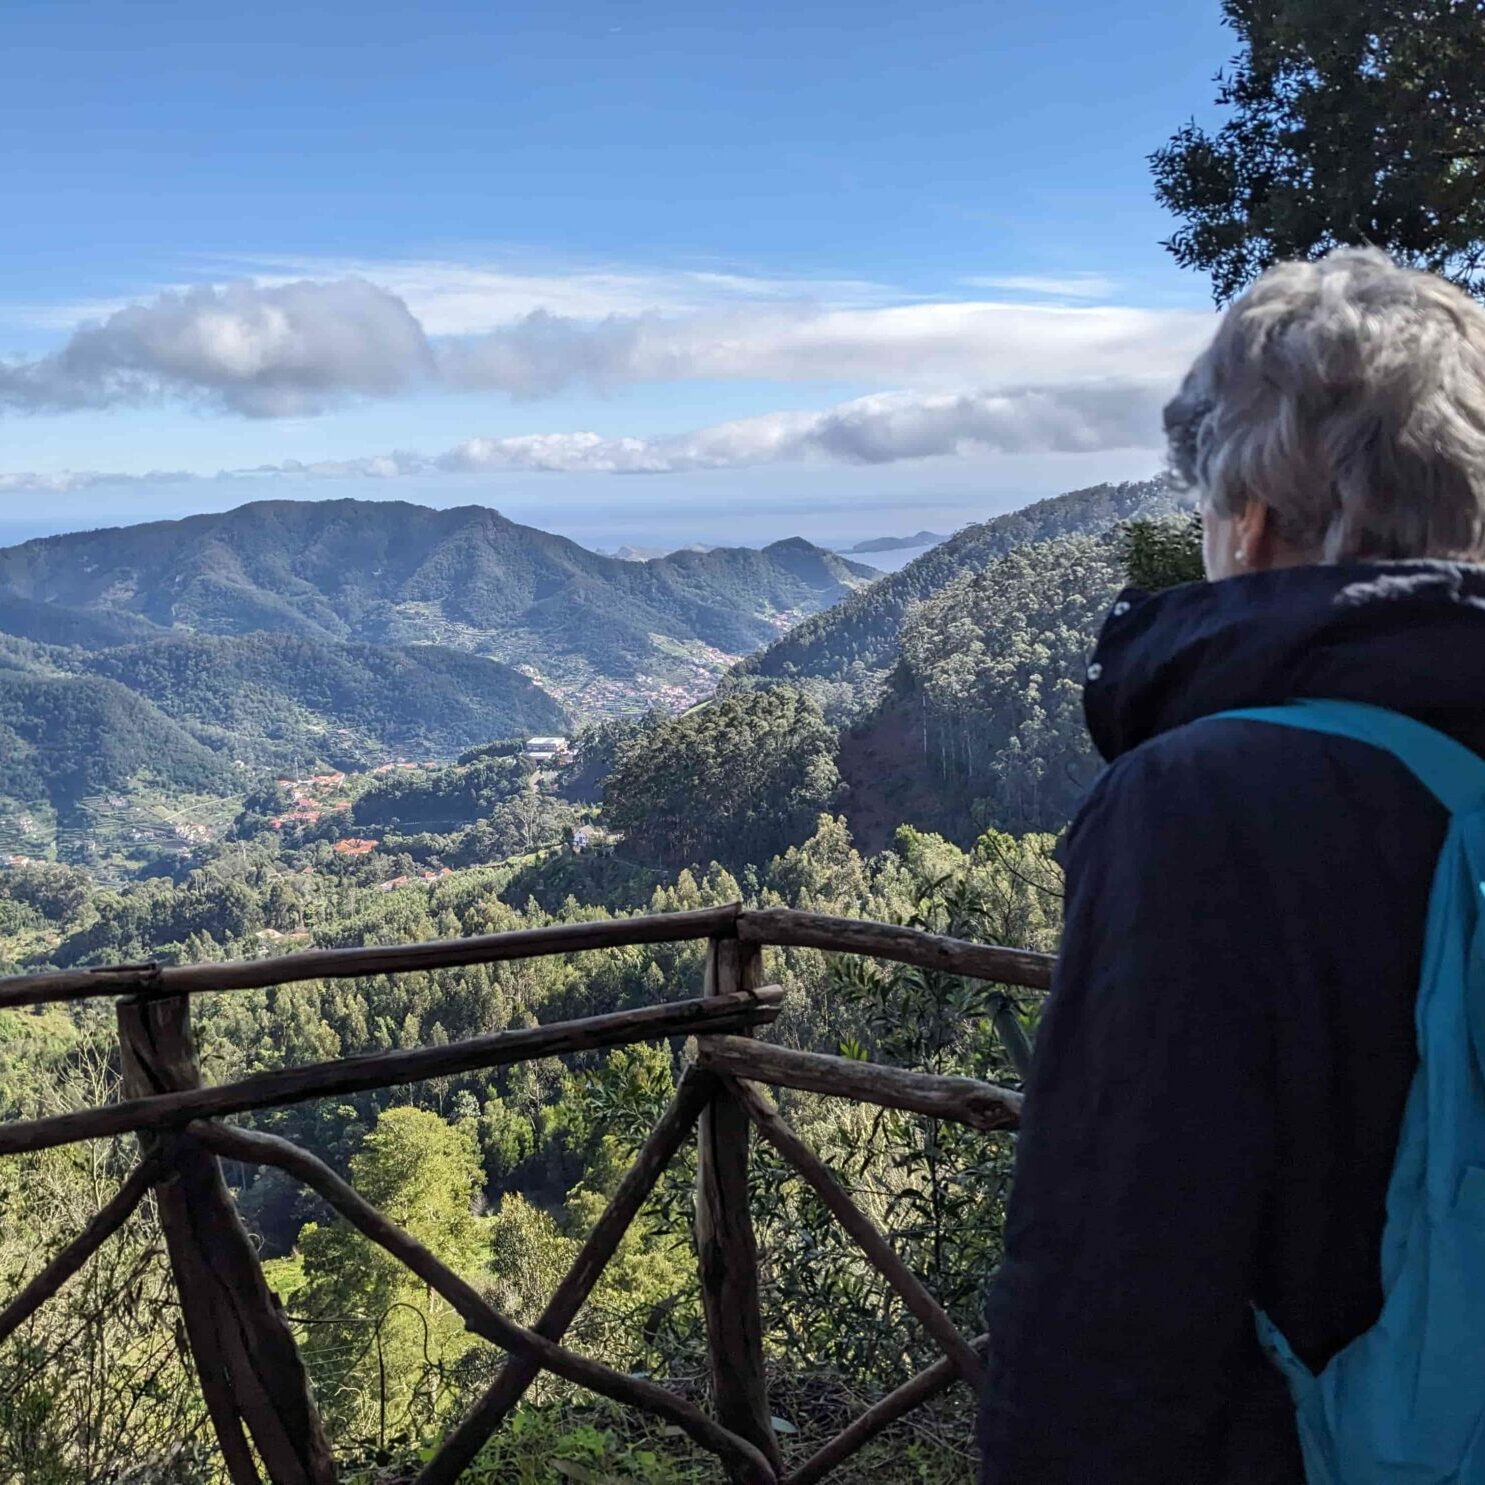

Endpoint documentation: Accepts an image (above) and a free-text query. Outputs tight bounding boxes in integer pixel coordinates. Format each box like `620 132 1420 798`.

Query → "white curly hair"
1164 247 1485 562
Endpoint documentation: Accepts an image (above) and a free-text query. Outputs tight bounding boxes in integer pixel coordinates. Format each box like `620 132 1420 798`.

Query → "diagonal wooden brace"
726 1074 986 1387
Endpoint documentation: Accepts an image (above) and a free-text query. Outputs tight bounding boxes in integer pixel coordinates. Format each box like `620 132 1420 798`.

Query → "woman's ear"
1237 501 1308 571
1234 500 1283 570
1202 499 1301 578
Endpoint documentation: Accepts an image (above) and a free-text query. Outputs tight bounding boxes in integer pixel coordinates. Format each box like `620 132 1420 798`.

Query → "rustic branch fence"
0 903 1048 1484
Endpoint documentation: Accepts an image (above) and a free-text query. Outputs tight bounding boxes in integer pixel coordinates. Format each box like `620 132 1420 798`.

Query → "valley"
0 480 1186 879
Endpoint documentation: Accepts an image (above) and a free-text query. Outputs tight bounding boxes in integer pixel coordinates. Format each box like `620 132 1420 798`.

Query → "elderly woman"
977 248 1485 1484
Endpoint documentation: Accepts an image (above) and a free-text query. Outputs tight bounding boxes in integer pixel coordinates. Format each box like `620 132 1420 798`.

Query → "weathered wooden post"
117 993 336 1485
695 935 781 1477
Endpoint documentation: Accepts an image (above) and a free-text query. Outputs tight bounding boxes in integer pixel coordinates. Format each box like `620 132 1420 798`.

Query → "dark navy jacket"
978 561 1485 1484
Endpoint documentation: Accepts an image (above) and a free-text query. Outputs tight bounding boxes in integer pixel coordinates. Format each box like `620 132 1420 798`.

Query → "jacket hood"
1086 561 1485 762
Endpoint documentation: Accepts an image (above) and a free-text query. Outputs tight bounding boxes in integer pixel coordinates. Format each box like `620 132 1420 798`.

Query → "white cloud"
0 263 1211 416
437 382 1167 472
438 299 1212 398
0 468 199 494
208 254 904 332
0 379 1168 492
963 273 1120 299
1 278 432 416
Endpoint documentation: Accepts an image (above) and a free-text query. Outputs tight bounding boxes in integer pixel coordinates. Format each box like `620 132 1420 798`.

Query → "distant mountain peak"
0 497 873 715
841 530 950 554
609 541 714 561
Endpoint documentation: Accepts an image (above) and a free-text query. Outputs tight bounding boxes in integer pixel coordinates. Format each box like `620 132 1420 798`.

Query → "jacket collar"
1085 561 1485 763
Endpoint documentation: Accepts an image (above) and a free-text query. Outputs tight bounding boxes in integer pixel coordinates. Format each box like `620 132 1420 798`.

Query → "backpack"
1203 698 1485 1484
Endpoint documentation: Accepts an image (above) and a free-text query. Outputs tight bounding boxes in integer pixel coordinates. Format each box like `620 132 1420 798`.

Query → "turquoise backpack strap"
1202 695 1485 1080
1203 698 1485 816
1198 696 1485 1485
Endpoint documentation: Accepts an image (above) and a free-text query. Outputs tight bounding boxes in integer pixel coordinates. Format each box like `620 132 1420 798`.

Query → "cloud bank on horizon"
0 380 1173 492
0 263 1213 480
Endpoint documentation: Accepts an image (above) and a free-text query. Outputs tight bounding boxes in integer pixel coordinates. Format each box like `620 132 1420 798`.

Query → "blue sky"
0 0 1231 550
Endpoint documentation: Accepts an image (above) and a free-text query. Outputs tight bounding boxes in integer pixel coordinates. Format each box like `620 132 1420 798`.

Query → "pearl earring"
1235 546 1247 565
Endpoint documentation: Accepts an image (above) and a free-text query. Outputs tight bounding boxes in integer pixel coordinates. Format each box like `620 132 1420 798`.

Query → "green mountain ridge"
0 499 877 710
0 670 237 819
81 631 570 767
569 493 1194 871
731 477 1181 709
838 530 1130 850
0 594 168 649
0 481 1189 875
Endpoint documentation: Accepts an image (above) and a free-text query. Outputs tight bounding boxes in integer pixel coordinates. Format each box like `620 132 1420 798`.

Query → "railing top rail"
0 904 742 1011
740 907 1053 990
0 903 1055 1014
0 987 786 1158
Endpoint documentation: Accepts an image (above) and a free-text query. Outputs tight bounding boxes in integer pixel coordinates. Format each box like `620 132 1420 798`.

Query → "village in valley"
253 733 619 883
513 640 745 717
0 732 621 889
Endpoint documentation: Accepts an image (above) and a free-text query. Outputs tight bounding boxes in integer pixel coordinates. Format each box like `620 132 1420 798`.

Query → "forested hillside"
840 532 1128 847
0 595 167 649
81 632 569 768
607 536 1122 859
0 630 568 874
597 688 842 869
614 513 1201 857
0 500 876 711
730 477 1180 714
0 671 236 813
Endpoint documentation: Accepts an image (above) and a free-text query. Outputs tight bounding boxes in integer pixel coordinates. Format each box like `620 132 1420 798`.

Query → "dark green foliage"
80 633 568 768
51 870 266 965
346 750 581 865
562 719 640 804
0 499 874 700
0 672 235 813
895 533 1125 833
1 793 1056 1479
0 862 92 923
1119 514 1206 591
376 809 572 873
778 871 1030 1356
351 755 531 830
0 596 165 649
1152 0 1485 303
734 495 1192 849
602 689 842 869
842 534 1125 843
0 629 567 864
454 739 525 766
0 634 51 676
731 478 1177 714
500 849 662 915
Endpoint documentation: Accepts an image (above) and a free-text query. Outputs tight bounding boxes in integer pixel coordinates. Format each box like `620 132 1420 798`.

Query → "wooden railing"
0 903 1051 1484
